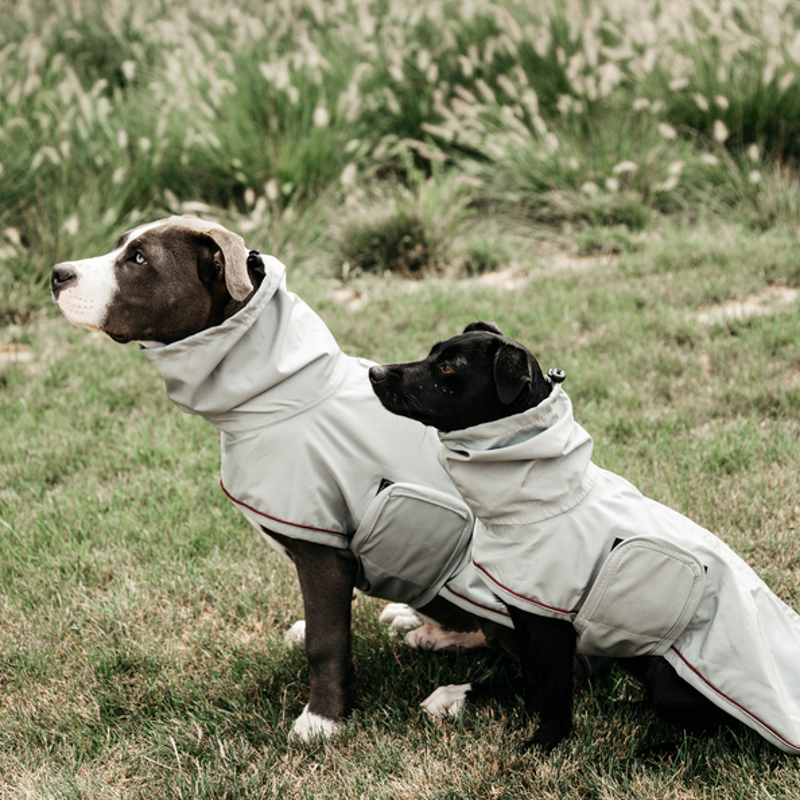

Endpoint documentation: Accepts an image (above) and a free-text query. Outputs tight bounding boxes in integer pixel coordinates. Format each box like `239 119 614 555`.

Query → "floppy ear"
207 227 253 301
493 343 531 404
463 320 503 335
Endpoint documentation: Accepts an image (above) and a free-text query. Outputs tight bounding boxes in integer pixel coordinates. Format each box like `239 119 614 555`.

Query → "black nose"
369 365 387 383
51 263 77 297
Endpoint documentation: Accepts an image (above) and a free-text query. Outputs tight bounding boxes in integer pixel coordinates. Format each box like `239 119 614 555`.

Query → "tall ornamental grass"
1 0 799 318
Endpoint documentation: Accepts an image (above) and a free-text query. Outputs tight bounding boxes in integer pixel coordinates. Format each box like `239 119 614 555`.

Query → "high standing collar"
141 254 348 432
438 386 596 524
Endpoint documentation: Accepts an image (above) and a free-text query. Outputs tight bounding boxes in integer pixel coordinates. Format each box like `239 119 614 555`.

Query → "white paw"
284 620 306 648
291 705 341 741
404 623 487 652
379 603 423 631
421 684 472 718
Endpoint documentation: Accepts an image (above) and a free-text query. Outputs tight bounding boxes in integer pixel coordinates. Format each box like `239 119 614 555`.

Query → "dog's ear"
463 320 503 335
174 216 254 301
206 228 253 301
493 342 531 404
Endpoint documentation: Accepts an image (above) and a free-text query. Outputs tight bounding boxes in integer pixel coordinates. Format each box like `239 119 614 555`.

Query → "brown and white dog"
51 216 517 739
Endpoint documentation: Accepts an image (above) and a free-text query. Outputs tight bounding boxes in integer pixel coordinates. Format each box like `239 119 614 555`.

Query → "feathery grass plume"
3 0 800 315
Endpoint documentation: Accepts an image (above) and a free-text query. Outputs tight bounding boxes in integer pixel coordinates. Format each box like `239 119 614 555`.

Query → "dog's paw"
379 603 423 631
421 683 473 718
290 705 341 741
284 620 306 648
522 722 571 753
405 623 487 651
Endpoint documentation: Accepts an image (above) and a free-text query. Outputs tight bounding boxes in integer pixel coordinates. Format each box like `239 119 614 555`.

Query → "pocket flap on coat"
573 536 705 658
351 483 474 608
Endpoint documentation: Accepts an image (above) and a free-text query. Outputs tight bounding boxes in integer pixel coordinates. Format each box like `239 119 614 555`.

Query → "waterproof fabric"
141 255 510 621
439 384 800 753
351 481 474 608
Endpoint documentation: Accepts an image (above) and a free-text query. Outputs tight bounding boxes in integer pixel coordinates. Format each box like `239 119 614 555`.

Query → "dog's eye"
441 364 454 374
132 251 146 266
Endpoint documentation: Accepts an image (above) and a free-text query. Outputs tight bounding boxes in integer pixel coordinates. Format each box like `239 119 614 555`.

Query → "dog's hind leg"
409 596 490 650
405 623 488 651
640 656 738 733
382 604 489 649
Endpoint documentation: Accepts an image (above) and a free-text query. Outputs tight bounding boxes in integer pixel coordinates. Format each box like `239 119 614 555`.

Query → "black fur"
368 322 553 432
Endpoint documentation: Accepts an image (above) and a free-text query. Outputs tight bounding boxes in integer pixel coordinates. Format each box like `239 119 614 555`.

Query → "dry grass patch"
695 285 799 326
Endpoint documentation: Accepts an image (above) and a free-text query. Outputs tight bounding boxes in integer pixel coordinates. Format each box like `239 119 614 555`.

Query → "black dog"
370 322 739 751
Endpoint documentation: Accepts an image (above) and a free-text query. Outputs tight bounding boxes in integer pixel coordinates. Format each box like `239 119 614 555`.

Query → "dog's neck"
207 257 266 330
488 387 548 426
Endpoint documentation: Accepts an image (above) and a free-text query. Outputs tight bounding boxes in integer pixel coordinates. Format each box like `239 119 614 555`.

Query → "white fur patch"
53 251 119 331
284 620 306 648
291 705 341 740
421 683 473 718
404 623 487 651
379 602 423 631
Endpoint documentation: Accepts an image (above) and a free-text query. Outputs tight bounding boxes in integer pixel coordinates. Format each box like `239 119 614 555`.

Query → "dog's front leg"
507 606 576 751
270 532 358 740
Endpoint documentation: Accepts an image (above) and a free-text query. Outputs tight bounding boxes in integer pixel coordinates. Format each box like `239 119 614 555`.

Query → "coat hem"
220 480 349 540
473 559 577 619
669 645 800 754
441 582 512 623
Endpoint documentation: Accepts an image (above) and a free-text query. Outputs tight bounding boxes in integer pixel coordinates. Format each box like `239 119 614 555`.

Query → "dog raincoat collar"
141 254 348 433
438 385 597 525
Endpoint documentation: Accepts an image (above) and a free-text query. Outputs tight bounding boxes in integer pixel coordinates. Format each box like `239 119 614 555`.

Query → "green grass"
2 218 800 797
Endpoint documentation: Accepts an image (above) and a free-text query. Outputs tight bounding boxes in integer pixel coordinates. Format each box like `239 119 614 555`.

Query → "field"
1 0 800 797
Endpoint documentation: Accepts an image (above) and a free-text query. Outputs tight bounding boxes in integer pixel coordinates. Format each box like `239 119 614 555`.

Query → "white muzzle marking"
53 251 119 332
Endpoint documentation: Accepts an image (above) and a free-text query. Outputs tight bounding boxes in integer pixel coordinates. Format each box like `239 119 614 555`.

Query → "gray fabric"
573 536 705 657
141 254 510 623
352 482 473 607
439 385 800 753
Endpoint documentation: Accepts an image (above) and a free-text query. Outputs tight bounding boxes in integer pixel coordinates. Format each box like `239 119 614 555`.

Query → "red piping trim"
670 646 800 752
220 480 348 537
474 560 799 750
442 583 511 618
473 559 577 615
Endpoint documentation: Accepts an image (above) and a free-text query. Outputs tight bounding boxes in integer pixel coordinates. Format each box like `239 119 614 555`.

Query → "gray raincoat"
439 384 800 753
141 254 510 624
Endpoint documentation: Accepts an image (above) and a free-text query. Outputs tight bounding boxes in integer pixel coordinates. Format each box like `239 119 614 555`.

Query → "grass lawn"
2 218 799 798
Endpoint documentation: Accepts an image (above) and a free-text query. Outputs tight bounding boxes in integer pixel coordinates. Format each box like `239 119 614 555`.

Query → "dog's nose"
51 263 77 297
369 365 387 383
